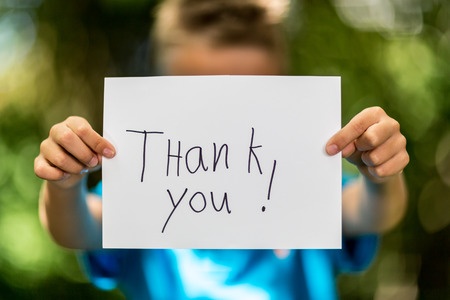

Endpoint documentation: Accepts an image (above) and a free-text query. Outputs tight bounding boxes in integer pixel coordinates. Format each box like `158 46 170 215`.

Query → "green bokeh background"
0 0 449 299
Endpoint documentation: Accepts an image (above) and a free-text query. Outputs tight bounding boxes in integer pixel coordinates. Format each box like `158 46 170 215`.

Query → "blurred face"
164 40 283 76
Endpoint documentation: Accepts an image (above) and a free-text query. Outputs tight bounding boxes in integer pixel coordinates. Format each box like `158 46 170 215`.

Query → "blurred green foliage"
0 0 449 299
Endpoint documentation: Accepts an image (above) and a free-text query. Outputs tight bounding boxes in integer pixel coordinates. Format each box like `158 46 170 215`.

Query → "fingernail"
103 148 115 158
88 156 98 167
326 144 339 156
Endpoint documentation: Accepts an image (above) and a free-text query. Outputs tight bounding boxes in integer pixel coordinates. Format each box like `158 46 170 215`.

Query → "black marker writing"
189 191 207 212
210 191 231 213
163 188 232 233
167 139 182 177
213 143 229 171
186 146 209 174
166 140 230 177
163 188 188 233
126 127 279 231
248 127 263 174
262 160 277 212
126 130 164 182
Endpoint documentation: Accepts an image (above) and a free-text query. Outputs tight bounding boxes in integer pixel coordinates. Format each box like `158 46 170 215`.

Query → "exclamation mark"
262 160 277 212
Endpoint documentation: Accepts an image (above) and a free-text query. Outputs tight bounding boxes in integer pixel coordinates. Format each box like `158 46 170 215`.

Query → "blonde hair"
152 0 290 72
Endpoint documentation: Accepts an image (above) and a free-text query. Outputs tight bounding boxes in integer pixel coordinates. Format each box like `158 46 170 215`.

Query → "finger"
354 117 399 152
41 138 87 175
326 107 386 155
361 132 407 167
342 142 357 158
345 148 364 167
65 116 115 158
34 154 68 181
367 149 409 179
50 123 99 168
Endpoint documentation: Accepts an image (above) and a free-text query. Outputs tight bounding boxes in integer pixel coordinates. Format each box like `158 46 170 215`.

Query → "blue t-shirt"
82 179 378 299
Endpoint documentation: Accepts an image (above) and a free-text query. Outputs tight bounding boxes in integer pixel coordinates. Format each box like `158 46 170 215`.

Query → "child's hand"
326 107 409 183
34 116 115 187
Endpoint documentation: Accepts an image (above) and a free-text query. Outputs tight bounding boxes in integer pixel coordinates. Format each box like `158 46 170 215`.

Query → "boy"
34 0 409 298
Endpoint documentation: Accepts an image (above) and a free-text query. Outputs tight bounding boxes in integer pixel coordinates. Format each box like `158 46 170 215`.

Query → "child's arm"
34 116 115 249
326 107 409 235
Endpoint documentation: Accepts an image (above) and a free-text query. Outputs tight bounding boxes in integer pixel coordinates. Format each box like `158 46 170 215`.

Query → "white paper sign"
102 76 341 249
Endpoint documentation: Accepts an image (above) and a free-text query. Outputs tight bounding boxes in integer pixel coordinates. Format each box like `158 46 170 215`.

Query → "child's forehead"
163 40 283 76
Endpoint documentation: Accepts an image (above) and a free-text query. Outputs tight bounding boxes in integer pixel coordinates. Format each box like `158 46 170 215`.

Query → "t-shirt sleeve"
332 234 379 273
79 249 125 290
79 181 122 290
334 172 380 272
